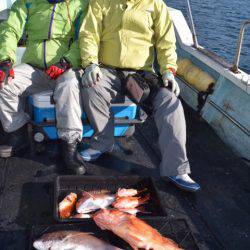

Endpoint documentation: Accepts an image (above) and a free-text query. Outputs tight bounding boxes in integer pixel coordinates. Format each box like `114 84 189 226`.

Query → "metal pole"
231 20 250 73
186 0 199 48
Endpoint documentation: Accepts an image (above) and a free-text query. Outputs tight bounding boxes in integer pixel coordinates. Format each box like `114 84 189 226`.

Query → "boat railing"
185 0 249 75
231 20 250 74
186 0 199 48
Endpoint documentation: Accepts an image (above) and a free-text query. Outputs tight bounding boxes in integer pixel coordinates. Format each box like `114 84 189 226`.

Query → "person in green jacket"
0 0 88 175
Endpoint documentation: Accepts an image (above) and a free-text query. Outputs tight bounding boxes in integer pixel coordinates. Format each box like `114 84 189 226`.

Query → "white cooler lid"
31 90 136 108
31 90 54 108
112 97 136 106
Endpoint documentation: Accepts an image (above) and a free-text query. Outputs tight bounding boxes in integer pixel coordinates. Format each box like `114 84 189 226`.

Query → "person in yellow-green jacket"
79 0 201 192
0 0 88 175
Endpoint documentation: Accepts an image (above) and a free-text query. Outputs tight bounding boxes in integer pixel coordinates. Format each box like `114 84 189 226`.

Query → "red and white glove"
45 58 71 80
162 68 180 97
0 60 14 89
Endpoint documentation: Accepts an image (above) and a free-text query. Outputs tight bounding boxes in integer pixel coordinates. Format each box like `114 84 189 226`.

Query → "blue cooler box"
29 90 137 140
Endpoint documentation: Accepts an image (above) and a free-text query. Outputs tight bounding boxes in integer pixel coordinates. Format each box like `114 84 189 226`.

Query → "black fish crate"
54 175 166 222
30 218 199 250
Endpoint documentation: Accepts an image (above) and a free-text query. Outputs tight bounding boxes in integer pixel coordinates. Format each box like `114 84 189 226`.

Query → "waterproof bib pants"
81 67 191 177
0 63 82 143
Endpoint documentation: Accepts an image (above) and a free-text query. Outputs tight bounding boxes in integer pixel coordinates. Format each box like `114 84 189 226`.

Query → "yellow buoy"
176 58 192 77
177 58 215 92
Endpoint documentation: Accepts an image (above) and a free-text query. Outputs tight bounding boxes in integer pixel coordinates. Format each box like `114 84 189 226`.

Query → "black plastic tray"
30 218 199 250
54 175 166 222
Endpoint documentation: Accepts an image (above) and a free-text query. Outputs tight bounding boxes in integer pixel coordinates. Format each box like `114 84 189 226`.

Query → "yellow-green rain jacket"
79 0 177 74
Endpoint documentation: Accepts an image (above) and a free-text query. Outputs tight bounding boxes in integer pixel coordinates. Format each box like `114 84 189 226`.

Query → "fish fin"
100 189 111 194
137 206 151 214
127 234 140 250
82 232 94 235
137 188 148 195
71 231 94 235
131 246 139 250
83 191 95 199
139 194 150 205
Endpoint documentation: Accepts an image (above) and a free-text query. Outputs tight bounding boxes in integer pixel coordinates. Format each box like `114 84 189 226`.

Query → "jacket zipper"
43 4 56 68
48 4 56 39
43 40 47 69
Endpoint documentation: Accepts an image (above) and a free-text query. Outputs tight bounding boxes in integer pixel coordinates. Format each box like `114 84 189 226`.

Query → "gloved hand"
0 60 14 89
162 69 180 97
82 64 102 87
45 58 71 80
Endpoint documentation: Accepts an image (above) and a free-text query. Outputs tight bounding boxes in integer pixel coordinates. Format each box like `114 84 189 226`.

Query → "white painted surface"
169 8 194 47
176 76 199 111
32 91 55 108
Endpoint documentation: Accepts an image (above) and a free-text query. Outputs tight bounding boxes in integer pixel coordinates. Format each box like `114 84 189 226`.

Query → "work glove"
162 69 180 97
45 58 71 80
82 64 102 87
0 60 14 90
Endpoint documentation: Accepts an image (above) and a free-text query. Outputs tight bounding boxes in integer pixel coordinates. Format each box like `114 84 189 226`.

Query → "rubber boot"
60 140 86 175
0 125 29 158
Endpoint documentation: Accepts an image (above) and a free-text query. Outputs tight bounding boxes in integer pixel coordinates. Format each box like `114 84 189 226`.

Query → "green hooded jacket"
0 0 88 69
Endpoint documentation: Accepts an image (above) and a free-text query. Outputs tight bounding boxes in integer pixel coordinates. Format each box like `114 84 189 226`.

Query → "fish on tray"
94 209 182 250
116 188 147 197
33 230 123 250
112 194 150 209
59 192 77 219
76 191 116 214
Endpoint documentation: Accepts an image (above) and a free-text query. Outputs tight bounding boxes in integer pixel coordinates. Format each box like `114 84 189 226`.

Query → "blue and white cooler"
29 90 139 143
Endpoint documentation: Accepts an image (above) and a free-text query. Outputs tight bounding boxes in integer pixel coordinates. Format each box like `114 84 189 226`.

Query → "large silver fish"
33 230 123 250
76 192 115 214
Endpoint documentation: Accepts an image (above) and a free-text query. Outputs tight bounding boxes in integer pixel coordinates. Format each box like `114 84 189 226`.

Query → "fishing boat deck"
0 101 249 250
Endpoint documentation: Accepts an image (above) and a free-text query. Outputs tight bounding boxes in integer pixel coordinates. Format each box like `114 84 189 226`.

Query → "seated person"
79 0 200 192
0 0 88 175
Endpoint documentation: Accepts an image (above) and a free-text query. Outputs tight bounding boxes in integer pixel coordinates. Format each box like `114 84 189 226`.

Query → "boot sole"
168 178 201 193
77 146 114 162
0 143 29 158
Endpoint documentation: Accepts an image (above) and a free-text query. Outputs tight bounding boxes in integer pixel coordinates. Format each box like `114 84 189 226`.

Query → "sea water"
168 0 250 74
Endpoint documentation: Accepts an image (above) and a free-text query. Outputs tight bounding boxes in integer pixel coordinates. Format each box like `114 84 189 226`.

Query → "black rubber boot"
60 140 86 175
0 125 29 158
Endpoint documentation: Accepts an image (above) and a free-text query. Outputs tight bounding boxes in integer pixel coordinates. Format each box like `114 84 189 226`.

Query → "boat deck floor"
0 102 249 250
